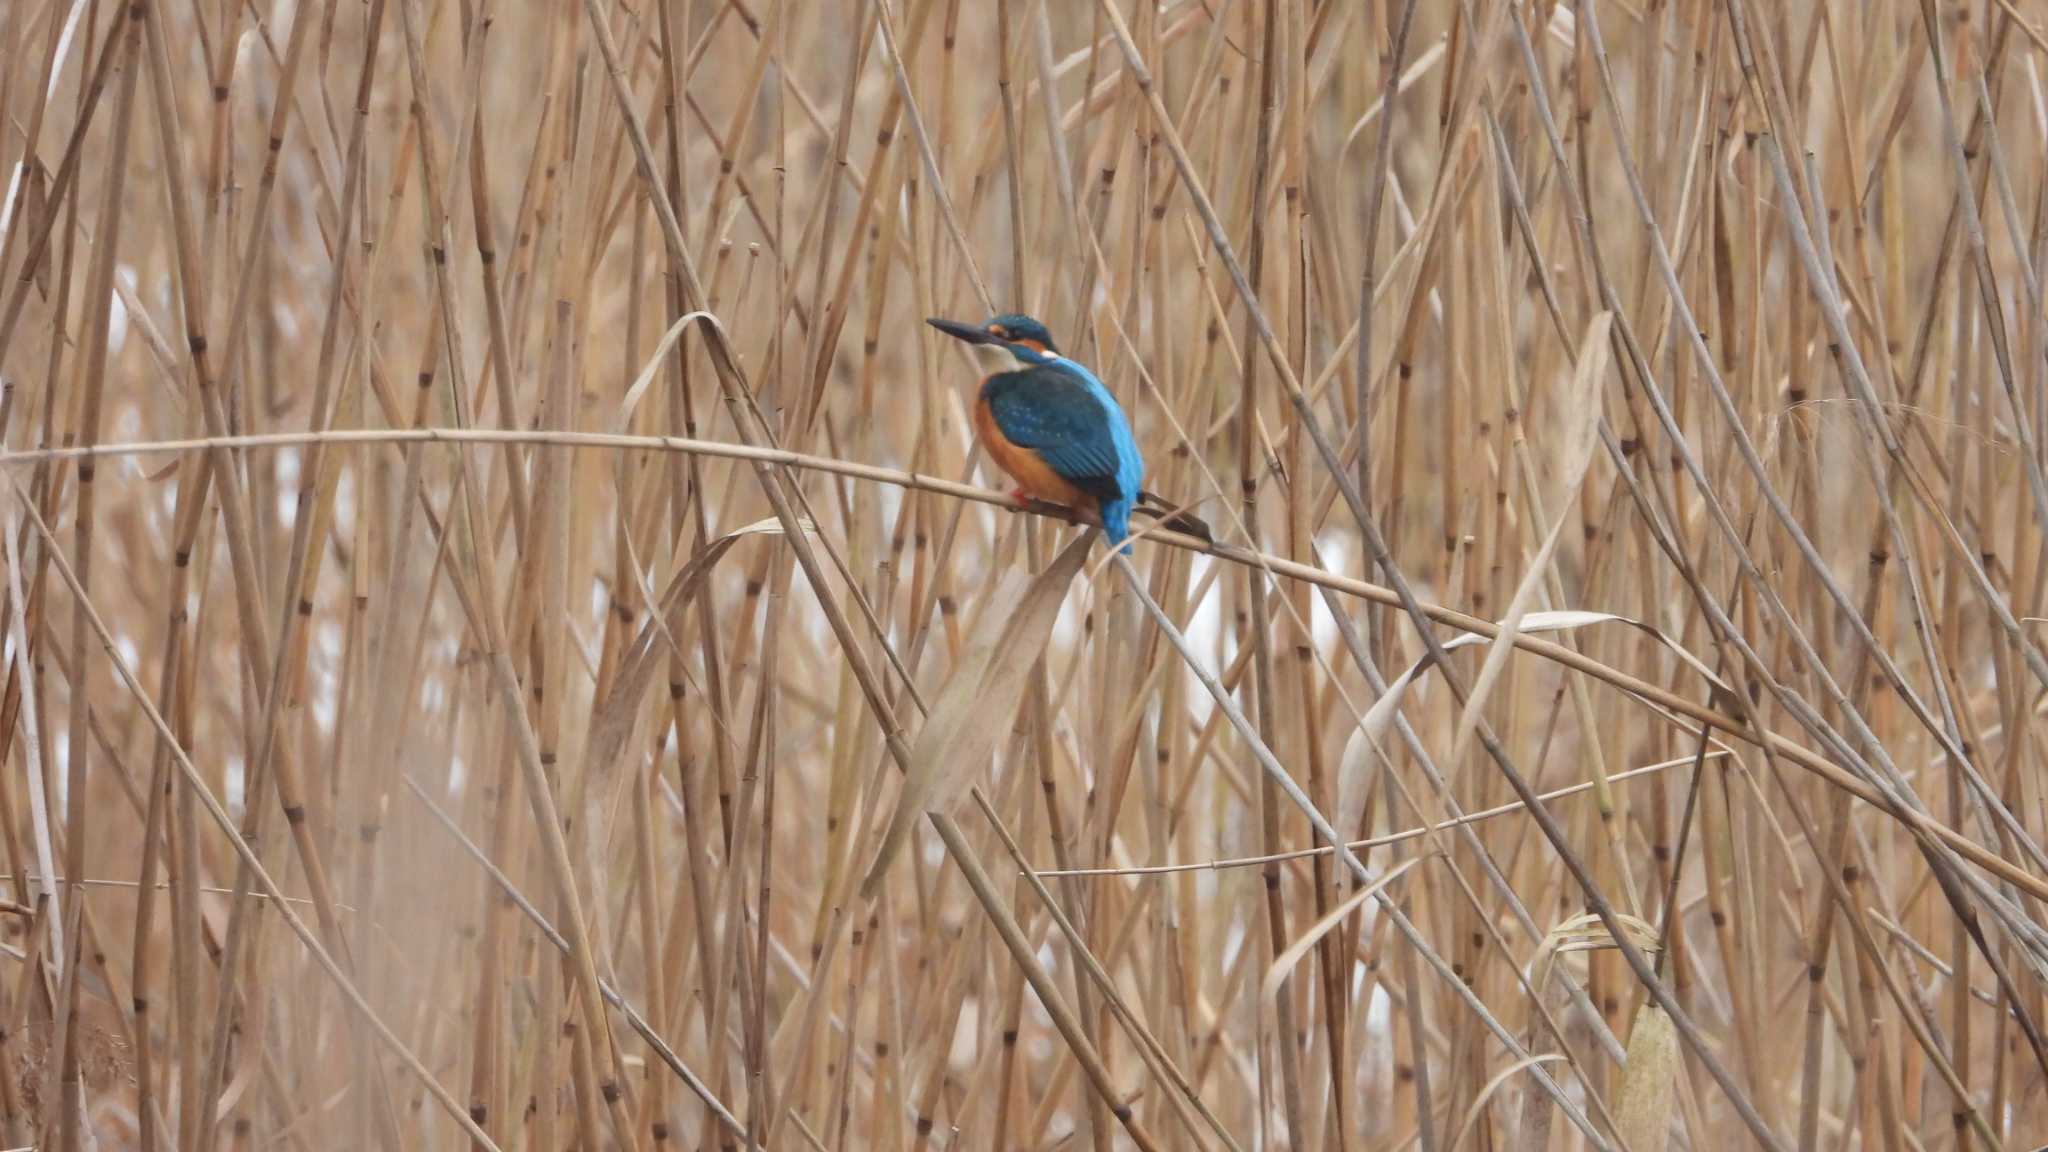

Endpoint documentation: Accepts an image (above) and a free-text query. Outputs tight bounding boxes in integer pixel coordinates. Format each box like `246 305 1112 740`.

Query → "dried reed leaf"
1615 1003 1680 1152
1528 911 1661 989
582 517 804 791
1449 513 1570 769
1446 1053 1566 1152
1334 653 1427 839
22 160 50 301
1340 607 1730 835
1556 310 1613 503
859 530 1093 901
1448 309 1609 768
1260 855 1423 1010
613 309 724 433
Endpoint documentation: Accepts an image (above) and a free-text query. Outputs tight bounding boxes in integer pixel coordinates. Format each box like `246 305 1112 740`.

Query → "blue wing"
985 358 1144 545
984 364 1135 502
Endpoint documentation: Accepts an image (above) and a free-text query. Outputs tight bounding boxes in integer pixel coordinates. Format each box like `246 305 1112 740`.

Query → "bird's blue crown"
985 313 1059 355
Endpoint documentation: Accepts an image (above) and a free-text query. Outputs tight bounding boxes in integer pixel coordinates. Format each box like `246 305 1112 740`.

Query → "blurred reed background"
0 0 2046 1149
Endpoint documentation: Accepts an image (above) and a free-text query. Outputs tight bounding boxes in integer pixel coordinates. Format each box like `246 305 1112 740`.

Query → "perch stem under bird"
928 313 1211 548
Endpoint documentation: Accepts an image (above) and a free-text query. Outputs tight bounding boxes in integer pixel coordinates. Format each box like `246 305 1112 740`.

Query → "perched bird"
928 312 1207 550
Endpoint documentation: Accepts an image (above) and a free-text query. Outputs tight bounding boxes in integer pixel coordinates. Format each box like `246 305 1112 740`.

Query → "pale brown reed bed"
0 0 2047 1149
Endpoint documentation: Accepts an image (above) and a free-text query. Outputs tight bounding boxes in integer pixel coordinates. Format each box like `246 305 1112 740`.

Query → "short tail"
1101 497 1135 554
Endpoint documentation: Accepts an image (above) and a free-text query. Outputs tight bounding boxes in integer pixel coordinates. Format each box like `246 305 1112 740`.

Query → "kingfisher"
929 312 1206 551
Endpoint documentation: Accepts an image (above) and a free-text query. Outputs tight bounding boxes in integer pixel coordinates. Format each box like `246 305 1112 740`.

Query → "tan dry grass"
0 0 2046 1149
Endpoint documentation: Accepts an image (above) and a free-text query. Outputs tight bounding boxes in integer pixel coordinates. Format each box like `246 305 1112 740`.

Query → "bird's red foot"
1008 487 1031 506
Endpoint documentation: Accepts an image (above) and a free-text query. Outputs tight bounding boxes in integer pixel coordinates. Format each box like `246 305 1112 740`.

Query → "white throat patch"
970 342 1051 375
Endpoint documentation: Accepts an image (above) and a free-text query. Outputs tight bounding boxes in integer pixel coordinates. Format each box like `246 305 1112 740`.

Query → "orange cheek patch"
1014 337 1048 357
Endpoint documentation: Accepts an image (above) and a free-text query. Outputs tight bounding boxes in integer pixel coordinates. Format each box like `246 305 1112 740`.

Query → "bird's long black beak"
927 317 996 345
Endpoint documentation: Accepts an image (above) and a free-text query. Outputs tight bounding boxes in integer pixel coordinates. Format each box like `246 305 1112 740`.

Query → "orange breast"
975 391 1094 509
